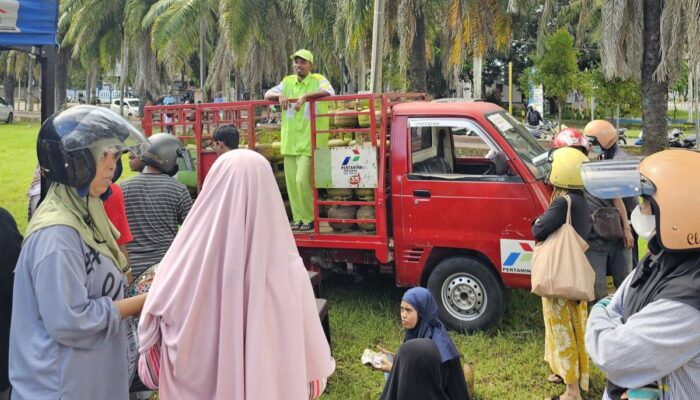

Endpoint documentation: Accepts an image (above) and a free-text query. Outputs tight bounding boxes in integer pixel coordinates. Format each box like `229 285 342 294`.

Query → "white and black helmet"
37 105 148 187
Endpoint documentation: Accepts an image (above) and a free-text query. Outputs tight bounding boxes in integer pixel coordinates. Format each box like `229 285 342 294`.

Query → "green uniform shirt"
268 73 334 156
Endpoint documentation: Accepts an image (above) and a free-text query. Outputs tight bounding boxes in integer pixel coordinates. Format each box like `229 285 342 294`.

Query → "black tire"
618 136 627 145
427 256 505 333
6 112 12 124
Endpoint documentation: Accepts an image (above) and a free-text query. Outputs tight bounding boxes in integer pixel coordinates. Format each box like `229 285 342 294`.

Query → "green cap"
290 49 314 63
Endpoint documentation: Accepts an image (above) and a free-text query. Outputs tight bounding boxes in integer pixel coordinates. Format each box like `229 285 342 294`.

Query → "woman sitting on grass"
375 287 470 400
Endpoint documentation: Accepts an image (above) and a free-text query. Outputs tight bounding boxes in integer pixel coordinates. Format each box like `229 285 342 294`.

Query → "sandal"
547 374 564 384
290 221 302 230
298 222 314 232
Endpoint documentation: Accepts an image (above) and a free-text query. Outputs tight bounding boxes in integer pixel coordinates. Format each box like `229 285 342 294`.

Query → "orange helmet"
584 120 617 149
581 150 700 251
640 150 700 251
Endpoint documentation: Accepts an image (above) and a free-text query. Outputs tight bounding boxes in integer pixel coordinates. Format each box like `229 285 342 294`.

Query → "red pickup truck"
142 93 551 332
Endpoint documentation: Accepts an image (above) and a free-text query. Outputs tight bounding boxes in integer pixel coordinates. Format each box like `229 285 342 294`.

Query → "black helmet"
140 133 189 176
37 105 148 187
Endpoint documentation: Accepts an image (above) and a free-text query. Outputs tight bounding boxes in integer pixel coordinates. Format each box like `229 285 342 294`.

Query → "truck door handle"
413 190 431 198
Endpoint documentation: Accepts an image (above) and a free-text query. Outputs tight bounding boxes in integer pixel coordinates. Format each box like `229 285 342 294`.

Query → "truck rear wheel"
427 256 505 333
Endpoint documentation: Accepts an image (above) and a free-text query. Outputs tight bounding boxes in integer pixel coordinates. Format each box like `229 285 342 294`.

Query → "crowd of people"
0 48 698 400
531 120 700 400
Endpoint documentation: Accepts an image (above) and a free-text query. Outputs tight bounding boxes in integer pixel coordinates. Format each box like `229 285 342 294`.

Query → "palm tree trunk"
454 67 462 98
408 8 427 93
56 47 70 110
688 71 694 123
641 0 668 155
27 57 34 112
473 55 483 99
4 74 15 106
119 39 129 116
86 66 94 104
199 18 206 93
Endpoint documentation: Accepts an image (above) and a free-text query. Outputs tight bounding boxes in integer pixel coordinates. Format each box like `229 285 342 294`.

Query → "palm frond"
654 0 685 82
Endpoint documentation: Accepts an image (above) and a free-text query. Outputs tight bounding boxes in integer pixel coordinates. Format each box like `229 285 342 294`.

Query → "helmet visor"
581 159 656 199
56 107 149 155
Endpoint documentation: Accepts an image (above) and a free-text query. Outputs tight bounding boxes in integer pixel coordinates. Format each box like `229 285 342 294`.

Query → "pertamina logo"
341 149 363 172
342 149 361 167
499 239 535 274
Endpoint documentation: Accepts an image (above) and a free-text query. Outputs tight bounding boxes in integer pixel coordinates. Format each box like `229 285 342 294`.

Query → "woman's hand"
115 293 147 319
377 357 393 373
375 345 395 372
623 229 634 249
376 344 395 358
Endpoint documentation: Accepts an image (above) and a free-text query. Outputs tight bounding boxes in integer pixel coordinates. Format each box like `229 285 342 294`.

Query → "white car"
0 97 14 123
110 98 140 117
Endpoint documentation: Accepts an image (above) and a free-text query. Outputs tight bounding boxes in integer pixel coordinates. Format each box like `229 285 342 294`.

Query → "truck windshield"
485 112 550 180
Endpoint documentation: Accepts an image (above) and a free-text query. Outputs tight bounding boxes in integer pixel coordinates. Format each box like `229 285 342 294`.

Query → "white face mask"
631 205 656 241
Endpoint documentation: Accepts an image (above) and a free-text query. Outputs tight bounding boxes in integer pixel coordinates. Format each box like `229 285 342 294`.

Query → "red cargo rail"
142 93 426 263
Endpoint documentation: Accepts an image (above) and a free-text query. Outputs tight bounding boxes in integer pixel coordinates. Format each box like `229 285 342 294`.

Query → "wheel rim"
440 272 487 322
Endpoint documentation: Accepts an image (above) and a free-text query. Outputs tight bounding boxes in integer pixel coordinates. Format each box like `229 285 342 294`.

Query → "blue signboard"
0 0 58 46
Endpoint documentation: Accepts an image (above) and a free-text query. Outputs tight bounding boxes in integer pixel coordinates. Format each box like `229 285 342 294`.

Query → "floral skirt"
542 297 589 391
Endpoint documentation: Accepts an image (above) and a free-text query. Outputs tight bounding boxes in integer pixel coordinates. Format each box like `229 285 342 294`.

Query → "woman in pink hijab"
137 150 335 399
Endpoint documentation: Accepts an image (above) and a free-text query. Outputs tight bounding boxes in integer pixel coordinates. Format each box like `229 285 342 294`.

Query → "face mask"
589 145 603 160
631 205 656 241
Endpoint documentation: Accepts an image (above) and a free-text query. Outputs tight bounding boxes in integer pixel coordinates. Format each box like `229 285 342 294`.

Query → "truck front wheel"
427 256 505 333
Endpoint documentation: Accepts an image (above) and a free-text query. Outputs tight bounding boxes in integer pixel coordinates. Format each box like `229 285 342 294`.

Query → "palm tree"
0 51 22 106
443 0 513 98
217 0 304 98
142 0 218 94
600 0 700 154
330 0 374 91
511 0 699 154
60 0 162 110
382 0 430 92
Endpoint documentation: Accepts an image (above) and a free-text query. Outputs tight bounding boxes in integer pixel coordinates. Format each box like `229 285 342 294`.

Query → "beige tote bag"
531 195 595 301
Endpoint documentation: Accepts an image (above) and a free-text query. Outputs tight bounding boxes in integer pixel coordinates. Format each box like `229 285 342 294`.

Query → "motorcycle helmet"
583 120 617 149
553 128 589 152
581 150 700 251
548 147 588 189
140 133 188 176
37 105 148 188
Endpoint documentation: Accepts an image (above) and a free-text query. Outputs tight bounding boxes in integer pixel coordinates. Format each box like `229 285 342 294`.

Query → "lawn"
2 122 645 399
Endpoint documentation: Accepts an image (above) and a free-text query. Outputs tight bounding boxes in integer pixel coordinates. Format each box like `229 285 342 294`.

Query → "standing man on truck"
264 49 335 232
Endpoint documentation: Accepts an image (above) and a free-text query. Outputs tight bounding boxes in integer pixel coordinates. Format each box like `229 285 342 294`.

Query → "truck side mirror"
488 150 510 175
177 148 195 171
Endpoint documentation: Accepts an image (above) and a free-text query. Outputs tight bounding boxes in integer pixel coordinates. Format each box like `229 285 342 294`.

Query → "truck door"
397 117 538 277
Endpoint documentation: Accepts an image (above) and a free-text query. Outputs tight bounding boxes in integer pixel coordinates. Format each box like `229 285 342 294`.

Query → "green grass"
1 122 646 399
321 274 607 399
0 122 135 233
0 122 41 234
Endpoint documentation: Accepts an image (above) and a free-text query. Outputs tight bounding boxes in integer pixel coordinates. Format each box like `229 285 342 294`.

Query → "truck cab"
387 101 551 331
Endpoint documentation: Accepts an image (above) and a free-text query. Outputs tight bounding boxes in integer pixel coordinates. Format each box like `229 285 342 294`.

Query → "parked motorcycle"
635 128 697 148
526 119 557 140
668 129 697 148
616 128 628 145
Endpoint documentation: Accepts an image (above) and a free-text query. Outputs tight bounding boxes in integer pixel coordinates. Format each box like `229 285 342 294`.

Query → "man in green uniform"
265 49 334 231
